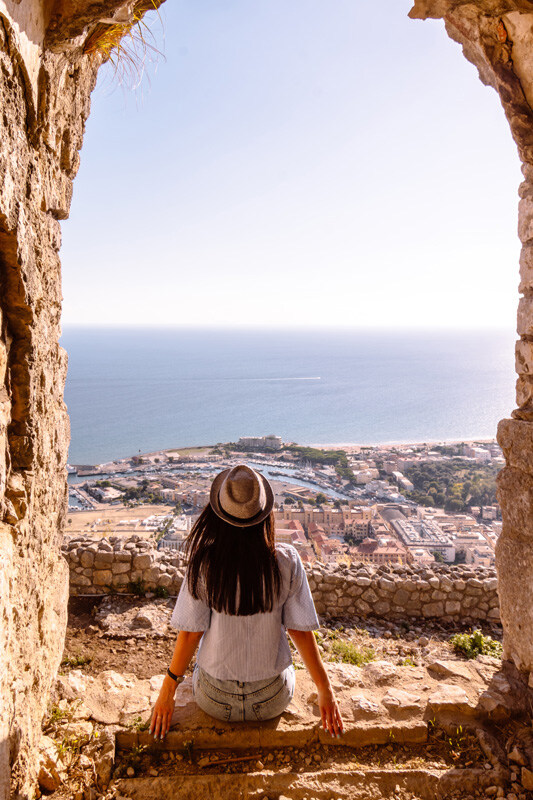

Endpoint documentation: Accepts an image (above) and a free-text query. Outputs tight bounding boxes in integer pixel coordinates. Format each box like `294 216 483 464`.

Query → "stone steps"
117 717 428 751
115 765 503 800
109 656 506 756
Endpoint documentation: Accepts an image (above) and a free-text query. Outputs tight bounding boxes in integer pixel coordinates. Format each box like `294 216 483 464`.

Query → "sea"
61 326 517 466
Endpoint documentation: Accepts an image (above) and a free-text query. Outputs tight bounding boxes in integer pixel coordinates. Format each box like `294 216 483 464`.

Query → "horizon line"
60 322 517 332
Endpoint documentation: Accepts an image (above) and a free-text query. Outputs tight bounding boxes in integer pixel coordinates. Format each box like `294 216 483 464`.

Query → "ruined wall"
0 1 158 796
2 0 533 797
410 0 533 685
62 535 501 624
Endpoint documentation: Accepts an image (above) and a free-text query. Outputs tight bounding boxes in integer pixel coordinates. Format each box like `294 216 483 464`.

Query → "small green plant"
124 744 148 769
399 656 416 667
449 630 503 660
55 734 85 760
129 715 150 732
154 586 169 599
61 653 92 669
183 739 194 763
129 579 146 597
46 704 70 727
329 640 375 666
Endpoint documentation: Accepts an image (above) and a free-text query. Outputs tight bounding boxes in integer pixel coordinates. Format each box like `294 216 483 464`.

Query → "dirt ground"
65 504 176 538
62 597 503 681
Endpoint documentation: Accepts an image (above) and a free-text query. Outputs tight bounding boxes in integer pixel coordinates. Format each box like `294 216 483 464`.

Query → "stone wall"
0 3 160 798
0 6 100 799
410 0 533 682
62 536 501 624
64 536 188 596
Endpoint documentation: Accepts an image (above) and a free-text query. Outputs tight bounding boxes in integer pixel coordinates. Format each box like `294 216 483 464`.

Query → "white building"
391 517 455 562
238 435 283 451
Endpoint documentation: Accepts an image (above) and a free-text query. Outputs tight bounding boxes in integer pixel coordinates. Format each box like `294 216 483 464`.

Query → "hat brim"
209 468 274 528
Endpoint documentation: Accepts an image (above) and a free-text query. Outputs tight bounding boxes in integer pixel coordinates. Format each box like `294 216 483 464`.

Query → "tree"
315 493 327 505
284 497 295 505
445 497 463 512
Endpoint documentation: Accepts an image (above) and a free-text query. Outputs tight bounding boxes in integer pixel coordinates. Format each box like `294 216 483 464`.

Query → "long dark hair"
186 504 281 615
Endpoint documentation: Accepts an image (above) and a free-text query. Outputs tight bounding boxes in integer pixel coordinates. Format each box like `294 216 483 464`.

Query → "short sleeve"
170 576 211 632
282 548 320 631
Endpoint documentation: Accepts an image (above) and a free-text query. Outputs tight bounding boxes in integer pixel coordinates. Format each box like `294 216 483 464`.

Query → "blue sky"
60 0 523 328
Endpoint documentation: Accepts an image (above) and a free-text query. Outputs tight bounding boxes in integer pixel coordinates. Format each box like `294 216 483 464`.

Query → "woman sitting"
150 464 344 738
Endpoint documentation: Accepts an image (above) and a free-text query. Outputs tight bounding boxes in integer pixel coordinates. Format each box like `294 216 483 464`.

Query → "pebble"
148 767 158 777
126 767 135 777
255 760 264 770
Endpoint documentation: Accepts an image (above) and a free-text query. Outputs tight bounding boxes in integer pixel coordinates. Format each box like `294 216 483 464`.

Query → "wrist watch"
167 667 185 684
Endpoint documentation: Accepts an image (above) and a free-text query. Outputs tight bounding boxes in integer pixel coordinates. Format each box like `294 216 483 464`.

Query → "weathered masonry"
2 0 533 798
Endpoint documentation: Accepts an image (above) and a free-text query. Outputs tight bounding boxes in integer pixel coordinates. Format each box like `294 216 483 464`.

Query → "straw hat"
209 464 274 528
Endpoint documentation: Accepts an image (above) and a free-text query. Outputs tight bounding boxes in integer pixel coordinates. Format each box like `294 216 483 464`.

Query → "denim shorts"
192 663 295 722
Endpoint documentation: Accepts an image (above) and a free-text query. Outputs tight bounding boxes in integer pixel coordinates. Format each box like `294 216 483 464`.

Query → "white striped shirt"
170 543 319 681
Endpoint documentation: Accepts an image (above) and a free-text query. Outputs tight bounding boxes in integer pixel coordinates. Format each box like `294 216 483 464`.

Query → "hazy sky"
60 0 523 329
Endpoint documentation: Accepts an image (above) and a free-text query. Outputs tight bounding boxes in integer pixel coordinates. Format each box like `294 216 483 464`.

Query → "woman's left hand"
150 685 176 740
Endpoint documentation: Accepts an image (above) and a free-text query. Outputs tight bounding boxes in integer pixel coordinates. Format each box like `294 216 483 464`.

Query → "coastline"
305 437 498 452
78 436 499 469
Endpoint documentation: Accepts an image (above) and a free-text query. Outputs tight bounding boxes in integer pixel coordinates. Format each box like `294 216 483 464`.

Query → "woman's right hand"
318 684 344 738
149 683 176 740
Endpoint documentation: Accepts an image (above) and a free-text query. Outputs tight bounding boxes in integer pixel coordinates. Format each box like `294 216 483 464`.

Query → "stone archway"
1 0 533 796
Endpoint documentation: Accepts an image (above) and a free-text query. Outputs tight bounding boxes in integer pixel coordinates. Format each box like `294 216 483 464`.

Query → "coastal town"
66 434 503 570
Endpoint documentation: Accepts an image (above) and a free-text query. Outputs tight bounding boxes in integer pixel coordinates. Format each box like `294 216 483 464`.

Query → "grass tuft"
449 629 502 660
83 0 164 89
329 639 375 666
61 653 92 669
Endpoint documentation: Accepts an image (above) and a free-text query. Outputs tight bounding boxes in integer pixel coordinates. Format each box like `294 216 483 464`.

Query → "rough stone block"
497 464 533 537
93 570 113 586
423 602 445 617
94 551 114 565
496 533 533 670
516 338 533 377
393 589 410 606
519 244 533 292
445 601 461 615
133 554 152 570
70 574 92 587
519 195 533 243
111 562 130 575
143 567 161 584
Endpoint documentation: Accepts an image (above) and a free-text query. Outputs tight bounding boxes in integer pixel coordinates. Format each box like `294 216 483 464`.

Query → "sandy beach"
306 437 498 453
